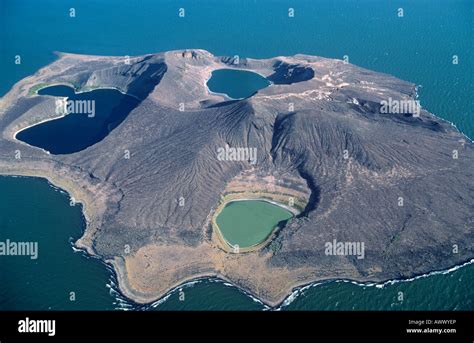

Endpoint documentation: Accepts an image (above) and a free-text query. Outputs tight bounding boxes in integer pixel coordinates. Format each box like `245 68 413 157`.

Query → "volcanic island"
0 49 472 306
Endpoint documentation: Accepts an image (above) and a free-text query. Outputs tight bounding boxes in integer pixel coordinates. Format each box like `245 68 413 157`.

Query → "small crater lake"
16 85 140 154
215 200 293 249
206 69 270 99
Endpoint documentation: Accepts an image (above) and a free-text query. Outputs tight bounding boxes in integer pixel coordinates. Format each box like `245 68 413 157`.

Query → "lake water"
207 69 270 99
0 0 472 310
215 200 293 248
16 85 139 154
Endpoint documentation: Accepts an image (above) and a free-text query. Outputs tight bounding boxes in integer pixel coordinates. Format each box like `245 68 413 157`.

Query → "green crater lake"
206 69 270 99
216 200 293 248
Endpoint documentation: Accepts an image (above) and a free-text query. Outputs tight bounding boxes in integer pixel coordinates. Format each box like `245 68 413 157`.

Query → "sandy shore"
0 162 112 257
0 128 471 310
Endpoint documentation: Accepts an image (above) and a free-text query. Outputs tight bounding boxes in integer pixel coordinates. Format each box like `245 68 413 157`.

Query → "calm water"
216 200 292 248
281 263 474 311
0 0 473 310
16 85 139 154
0 176 116 310
207 69 270 99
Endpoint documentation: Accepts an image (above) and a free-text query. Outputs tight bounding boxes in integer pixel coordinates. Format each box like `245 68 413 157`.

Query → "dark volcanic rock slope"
0 50 472 305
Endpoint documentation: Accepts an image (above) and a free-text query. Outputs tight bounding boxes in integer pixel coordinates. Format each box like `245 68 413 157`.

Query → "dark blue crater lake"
16 85 139 154
206 69 270 99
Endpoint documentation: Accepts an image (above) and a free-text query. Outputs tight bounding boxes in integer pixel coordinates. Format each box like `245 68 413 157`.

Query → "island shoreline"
1 49 473 309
